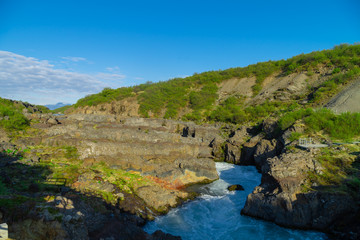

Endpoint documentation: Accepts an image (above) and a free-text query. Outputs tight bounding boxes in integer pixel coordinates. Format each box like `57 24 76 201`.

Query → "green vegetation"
51 104 72 113
33 145 83 185
90 161 150 194
34 105 51 113
209 98 299 125
0 98 30 131
279 108 360 140
137 78 189 118
303 145 360 199
74 87 134 108
310 66 360 104
189 83 218 110
208 96 246 124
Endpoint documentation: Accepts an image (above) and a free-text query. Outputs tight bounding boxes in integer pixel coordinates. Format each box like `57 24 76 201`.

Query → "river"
144 162 326 240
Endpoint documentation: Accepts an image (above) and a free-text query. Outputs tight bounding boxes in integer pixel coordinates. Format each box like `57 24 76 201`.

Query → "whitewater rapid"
144 162 326 240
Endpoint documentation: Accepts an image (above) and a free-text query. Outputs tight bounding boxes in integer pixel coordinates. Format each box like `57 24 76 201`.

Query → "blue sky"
0 0 359 104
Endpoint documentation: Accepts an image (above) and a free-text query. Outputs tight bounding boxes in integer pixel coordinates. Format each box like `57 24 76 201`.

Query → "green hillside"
72 44 360 123
0 98 50 131
0 98 30 131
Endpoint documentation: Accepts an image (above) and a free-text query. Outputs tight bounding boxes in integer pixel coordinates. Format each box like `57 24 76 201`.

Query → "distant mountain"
45 102 71 110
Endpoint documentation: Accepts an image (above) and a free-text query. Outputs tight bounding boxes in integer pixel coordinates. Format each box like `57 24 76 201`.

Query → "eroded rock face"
242 149 358 230
253 139 278 170
238 134 263 165
31 115 220 213
223 127 250 165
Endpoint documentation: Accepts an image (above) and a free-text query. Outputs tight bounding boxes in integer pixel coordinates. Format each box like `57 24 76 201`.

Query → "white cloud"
0 51 126 105
106 66 120 72
61 56 87 62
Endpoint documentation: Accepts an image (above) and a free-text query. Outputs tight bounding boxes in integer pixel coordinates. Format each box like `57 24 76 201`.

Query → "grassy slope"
71 44 360 123
0 97 51 131
0 98 30 131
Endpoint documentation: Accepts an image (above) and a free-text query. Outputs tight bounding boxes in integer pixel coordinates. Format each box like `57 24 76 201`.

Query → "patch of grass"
63 146 79 160
138 78 189 118
278 108 360 141
209 96 246 124
210 98 298 125
303 145 360 197
189 83 218 110
90 161 150 194
98 190 117 204
289 132 302 142
278 108 314 130
0 98 30 131
74 87 134 108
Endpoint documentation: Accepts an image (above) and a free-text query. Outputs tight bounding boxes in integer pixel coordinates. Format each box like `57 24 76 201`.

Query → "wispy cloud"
106 66 120 72
96 72 126 81
61 56 87 62
0 51 126 104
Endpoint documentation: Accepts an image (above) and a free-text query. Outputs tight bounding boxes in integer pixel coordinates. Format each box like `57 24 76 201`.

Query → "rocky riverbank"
215 118 360 239
0 112 223 239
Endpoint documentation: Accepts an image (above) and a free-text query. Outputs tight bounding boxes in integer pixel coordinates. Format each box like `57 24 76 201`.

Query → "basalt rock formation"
20 113 220 214
1 112 224 239
241 149 358 230
234 122 360 239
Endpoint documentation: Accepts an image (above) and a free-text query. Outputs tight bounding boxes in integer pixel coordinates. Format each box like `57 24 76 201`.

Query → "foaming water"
144 162 326 240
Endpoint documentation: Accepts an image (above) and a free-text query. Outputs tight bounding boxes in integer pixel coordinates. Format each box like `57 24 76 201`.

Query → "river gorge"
144 162 326 240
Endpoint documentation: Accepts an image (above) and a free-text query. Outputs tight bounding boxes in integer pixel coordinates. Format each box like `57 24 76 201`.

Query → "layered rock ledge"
21 114 220 214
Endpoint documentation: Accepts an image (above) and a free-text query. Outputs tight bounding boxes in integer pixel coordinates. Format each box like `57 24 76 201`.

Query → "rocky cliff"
17 113 220 213
220 119 360 239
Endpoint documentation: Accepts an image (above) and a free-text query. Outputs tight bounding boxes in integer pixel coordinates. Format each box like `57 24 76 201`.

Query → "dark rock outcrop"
223 127 251 165
227 184 244 191
241 148 358 231
253 139 278 170
238 134 263 165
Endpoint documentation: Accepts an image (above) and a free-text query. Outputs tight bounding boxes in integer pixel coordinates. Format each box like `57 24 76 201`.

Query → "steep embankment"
65 44 360 124
325 77 360 113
